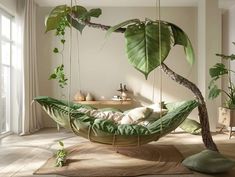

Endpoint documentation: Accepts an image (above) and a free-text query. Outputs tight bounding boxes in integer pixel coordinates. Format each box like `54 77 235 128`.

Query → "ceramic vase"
86 93 93 101
74 91 85 101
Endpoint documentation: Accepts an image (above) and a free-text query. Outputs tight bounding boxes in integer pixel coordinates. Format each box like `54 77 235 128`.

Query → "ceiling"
35 0 235 9
35 0 198 7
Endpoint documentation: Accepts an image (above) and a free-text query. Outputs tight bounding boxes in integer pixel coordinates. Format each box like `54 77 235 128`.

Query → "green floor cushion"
179 118 201 135
182 150 235 174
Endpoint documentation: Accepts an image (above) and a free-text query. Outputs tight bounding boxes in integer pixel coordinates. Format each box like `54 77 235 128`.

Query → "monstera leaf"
106 20 195 79
209 63 228 79
125 21 172 79
208 84 221 100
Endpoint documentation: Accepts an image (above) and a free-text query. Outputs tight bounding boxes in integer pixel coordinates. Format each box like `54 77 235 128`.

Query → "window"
0 10 13 134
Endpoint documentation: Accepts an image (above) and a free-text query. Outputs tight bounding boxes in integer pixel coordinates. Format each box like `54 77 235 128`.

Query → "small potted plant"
208 42 235 138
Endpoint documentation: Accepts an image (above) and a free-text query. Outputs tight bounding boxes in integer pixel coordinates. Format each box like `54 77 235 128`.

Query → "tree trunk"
71 16 218 151
160 63 218 151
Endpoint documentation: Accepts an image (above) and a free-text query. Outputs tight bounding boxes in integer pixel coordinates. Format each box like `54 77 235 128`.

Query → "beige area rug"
34 142 191 177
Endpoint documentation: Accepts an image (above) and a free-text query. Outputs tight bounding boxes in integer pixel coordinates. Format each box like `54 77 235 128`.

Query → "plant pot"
218 107 235 139
86 93 93 101
74 91 85 101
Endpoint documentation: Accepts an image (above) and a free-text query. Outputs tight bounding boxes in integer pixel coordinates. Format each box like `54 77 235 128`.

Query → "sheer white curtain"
0 29 2 133
13 0 42 135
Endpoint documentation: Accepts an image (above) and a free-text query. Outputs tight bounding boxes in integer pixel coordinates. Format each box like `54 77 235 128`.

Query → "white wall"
222 5 235 116
37 6 198 127
197 0 221 131
223 5 235 80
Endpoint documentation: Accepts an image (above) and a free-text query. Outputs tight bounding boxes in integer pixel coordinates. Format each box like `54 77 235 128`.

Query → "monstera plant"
209 43 235 109
45 5 218 151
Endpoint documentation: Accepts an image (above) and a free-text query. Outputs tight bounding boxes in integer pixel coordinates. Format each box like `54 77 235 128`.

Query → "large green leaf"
87 8 102 18
67 14 85 34
209 63 228 79
72 6 87 18
208 85 221 99
45 5 70 32
69 6 101 33
125 21 172 79
170 23 195 65
73 7 101 20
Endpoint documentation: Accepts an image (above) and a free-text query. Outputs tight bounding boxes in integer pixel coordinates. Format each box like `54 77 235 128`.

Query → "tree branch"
72 17 126 33
160 63 218 151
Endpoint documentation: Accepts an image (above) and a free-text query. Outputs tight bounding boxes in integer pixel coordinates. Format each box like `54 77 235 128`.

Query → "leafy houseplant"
208 42 235 109
55 141 67 167
208 44 235 138
45 5 218 151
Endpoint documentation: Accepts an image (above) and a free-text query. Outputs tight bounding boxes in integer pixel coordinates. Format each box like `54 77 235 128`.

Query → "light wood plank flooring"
0 128 234 177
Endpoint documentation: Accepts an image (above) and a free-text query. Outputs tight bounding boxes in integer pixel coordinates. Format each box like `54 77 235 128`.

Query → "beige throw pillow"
120 107 153 124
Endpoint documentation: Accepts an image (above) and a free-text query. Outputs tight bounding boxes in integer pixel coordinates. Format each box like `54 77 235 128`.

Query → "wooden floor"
0 128 234 177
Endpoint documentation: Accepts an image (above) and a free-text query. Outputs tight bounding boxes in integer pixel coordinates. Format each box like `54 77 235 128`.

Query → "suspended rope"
157 0 163 132
67 0 73 128
152 65 156 103
74 0 82 91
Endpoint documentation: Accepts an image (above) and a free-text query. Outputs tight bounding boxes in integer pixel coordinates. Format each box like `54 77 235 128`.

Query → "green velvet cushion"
182 150 235 174
179 118 201 135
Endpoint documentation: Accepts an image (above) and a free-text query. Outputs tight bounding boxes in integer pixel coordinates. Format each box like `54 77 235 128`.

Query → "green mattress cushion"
182 150 235 173
179 118 201 135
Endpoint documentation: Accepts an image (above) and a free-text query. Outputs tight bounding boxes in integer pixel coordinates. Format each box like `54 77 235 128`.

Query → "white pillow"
120 107 153 124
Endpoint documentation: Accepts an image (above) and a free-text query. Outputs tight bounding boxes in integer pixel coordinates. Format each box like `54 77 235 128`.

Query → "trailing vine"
46 5 101 88
49 16 69 88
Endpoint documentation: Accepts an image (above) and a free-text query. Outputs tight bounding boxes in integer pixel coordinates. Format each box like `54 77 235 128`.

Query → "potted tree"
208 42 235 138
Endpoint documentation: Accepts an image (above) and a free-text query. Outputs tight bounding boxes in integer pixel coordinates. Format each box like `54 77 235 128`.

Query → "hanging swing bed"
34 0 235 174
35 96 197 146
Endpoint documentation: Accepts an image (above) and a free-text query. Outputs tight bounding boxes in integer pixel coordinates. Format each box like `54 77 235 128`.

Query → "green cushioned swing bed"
34 96 198 146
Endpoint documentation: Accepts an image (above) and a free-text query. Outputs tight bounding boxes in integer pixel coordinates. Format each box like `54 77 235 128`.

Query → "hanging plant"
45 5 102 88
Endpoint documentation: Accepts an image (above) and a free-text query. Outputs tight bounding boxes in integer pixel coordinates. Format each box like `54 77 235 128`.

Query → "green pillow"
179 118 201 135
182 150 235 174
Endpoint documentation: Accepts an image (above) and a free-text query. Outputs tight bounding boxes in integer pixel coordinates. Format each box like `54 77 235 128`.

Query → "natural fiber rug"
34 142 191 177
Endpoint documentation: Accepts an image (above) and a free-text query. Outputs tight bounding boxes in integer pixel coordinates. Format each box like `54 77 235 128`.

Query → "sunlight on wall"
126 73 178 105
